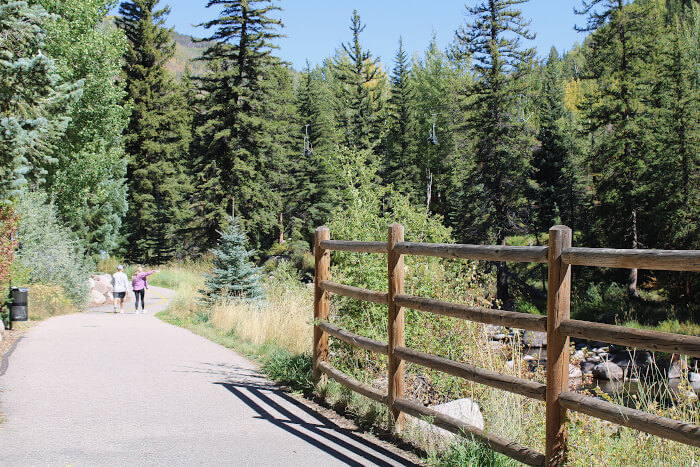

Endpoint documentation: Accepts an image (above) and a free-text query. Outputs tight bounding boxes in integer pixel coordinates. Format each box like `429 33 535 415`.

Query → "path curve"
0 286 415 466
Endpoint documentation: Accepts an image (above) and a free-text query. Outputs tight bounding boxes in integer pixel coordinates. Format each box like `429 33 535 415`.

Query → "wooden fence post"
546 225 572 466
313 226 331 385
388 223 406 431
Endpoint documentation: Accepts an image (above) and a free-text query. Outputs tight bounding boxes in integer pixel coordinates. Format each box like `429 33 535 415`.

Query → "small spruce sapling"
201 216 264 304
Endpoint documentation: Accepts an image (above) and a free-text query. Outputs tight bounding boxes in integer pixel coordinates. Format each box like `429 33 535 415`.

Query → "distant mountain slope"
103 16 210 80
168 30 210 79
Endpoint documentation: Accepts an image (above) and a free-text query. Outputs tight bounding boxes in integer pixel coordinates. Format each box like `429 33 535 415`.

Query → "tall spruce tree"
451 0 536 307
533 47 569 233
384 37 419 196
332 10 386 151
0 1 81 200
294 62 339 235
575 0 663 297
190 0 283 249
117 0 192 262
653 4 700 311
201 215 264 304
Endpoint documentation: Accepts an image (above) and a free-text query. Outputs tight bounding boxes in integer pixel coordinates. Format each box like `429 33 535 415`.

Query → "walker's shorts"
114 292 126 299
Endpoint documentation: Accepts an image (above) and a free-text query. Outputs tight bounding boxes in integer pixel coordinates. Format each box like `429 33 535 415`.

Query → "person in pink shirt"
131 266 159 313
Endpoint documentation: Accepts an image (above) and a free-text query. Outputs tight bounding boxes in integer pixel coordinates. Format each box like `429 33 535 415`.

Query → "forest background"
1 0 699 329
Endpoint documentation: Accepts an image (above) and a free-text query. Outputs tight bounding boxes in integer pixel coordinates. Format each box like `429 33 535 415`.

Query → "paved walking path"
0 286 415 466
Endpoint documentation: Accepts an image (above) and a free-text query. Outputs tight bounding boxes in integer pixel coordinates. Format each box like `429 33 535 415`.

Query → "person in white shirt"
111 265 129 313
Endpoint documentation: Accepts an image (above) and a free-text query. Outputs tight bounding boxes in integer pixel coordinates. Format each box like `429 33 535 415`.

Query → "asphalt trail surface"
0 286 414 466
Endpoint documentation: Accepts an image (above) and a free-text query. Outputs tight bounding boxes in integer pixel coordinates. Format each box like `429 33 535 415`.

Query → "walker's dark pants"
135 289 145 310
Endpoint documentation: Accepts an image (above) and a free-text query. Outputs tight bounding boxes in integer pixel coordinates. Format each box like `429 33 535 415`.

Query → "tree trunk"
627 208 639 298
278 212 284 245
496 236 510 309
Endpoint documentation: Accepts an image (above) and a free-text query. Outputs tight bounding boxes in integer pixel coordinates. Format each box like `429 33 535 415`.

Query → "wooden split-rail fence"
312 224 700 466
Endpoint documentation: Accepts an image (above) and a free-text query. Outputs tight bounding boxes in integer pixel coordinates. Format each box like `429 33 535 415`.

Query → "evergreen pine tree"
293 62 339 236
0 1 81 200
332 10 386 151
384 37 419 197
575 0 664 297
190 0 284 249
201 215 264 304
451 0 536 307
653 4 700 311
117 0 192 262
533 47 569 233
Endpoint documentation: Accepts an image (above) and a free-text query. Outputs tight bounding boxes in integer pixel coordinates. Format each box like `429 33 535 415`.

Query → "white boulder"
89 289 107 305
404 398 484 451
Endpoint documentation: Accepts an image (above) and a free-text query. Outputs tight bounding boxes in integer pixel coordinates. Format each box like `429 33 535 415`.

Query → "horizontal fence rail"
559 391 700 448
320 280 388 304
318 361 388 404
562 247 700 271
395 294 547 332
320 240 386 254
395 346 547 401
395 241 549 263
312 224 700 466
560 319 700 358
318 321 388 355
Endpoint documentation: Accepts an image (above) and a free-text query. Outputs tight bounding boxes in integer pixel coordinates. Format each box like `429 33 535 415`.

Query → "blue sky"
111 1 588 71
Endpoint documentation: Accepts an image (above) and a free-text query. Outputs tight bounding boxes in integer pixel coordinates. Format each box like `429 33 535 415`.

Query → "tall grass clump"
13 192 93 309
208 262 311 354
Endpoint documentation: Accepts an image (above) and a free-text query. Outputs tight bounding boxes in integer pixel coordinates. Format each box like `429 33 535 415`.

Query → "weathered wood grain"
394 294 547 332
388 223 406 430
561 247 700 271
559 319 700 358
318 321 388 355
319 240 386 254
394 242 548 263
546 225 572 466
313 227 330 385
319 280 388 305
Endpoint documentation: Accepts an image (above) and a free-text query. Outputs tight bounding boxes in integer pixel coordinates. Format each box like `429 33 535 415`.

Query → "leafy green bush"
261 348 313 393
13 192 93 307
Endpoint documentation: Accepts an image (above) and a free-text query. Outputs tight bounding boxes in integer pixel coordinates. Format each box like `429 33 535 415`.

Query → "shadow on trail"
216 381 416 467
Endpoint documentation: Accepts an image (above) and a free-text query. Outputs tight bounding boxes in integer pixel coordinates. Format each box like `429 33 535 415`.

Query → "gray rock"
587 355 602 364
483 324 502 339
404 398 484 451
523 330 547 348
493 333 507 341
689 372 700 383
580 361 595 375
573 350 585 360
87 277 96 289
593 361 624 381
569 364 582 379
523 354 536 362
612 350 653 378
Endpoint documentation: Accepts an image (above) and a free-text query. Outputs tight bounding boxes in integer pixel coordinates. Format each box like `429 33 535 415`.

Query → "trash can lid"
10 287 29 291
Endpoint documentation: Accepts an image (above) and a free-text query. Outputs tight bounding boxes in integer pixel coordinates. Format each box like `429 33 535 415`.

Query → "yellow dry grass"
209 284 312 355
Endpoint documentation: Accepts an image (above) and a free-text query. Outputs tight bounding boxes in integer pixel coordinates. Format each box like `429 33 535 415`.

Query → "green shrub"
429 440 518 466
261 348 313 393
13 192 93 307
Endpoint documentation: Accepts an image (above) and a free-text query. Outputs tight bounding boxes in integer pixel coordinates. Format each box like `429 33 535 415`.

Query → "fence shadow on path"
216 380 417 467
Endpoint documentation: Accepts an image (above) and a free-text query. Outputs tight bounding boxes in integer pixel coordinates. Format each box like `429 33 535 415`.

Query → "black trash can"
10 287 29 322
